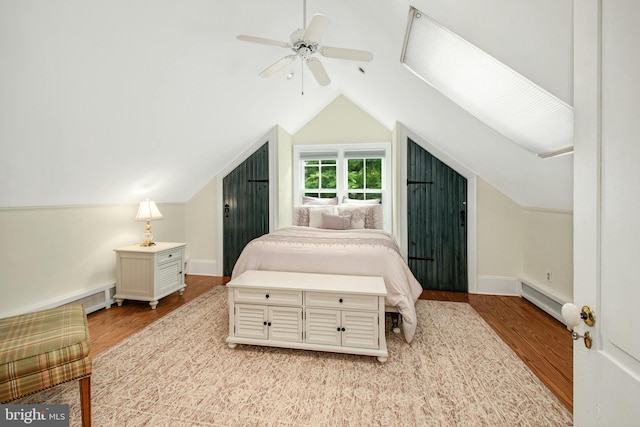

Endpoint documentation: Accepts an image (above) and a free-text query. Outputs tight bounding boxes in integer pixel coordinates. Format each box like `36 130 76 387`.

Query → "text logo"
0 405 69 426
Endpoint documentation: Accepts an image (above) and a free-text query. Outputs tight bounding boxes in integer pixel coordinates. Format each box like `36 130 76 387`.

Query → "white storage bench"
226 270 388 362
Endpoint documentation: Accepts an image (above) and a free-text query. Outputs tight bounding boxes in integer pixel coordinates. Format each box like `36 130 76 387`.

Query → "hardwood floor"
87 275 227 355
87 275 572 412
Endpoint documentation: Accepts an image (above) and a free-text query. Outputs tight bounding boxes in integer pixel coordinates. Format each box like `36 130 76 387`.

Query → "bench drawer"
305 292 378 311
234 288 303 306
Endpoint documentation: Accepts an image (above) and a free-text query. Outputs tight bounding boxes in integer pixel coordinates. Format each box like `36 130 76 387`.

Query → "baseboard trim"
187 259 218 276
476 275 520 296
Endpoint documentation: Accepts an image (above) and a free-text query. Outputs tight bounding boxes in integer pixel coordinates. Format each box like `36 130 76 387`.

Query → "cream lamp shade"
135 199 163 246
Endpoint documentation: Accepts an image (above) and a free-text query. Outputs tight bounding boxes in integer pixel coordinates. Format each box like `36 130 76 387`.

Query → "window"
400 7 573 157
303 159 337 198
294 143 392 231
346 157 382 201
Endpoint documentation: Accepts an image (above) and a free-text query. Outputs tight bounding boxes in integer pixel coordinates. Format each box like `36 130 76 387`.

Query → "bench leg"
79 376 91 427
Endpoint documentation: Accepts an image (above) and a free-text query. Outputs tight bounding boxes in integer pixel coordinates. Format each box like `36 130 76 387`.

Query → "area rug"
16 286 572 426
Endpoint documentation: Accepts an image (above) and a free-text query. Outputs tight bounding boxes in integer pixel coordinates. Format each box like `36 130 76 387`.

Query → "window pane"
321 165 336 189
305 160 319 165
348 192 382 201
305 166 319 189
347 159 364 189
348 192 365 200
321 159 336 165
365 159 382 189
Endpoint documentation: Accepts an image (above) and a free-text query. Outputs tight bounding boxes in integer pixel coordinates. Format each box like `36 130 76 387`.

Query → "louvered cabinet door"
341 311 379 349
305 308 341 346
268 306 303 343
235 304 268 340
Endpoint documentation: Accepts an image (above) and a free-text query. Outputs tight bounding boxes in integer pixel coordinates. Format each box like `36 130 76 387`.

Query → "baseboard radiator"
66 284 116 314
519 278 570 324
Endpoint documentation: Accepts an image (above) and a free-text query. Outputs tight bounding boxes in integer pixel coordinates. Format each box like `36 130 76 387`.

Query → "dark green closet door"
407 138 467 291
223 142 269 276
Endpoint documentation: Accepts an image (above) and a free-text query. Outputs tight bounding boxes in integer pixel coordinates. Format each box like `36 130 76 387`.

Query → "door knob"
561 303 595 349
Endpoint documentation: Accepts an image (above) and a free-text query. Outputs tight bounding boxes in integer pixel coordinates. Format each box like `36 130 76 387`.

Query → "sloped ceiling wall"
0 0 573 210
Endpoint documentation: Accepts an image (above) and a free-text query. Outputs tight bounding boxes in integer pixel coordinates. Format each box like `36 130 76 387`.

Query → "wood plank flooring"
87 275 572 412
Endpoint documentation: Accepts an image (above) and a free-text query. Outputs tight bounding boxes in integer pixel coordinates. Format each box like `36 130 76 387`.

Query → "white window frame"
293 143 392 232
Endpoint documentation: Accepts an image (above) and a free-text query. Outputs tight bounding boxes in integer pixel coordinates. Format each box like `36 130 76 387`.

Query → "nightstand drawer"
234 288 303 306
157 248 182 265
305 292 378 311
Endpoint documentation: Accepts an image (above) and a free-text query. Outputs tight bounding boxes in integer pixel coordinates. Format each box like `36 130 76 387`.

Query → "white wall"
184 177 218 275
276 125 294 228
476 178 573 298
477 178 524 277
522 208 573 300
0 203 185 317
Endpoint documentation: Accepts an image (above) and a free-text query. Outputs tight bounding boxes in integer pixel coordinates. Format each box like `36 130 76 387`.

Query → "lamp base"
140 225 155 247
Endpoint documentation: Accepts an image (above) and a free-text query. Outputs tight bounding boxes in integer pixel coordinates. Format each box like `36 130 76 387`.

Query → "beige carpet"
18 286 572 426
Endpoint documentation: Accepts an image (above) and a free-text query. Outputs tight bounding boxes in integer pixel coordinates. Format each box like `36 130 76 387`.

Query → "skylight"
400 7 574 158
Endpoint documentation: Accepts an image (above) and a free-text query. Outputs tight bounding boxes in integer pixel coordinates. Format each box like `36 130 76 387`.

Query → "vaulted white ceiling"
0 0 573 210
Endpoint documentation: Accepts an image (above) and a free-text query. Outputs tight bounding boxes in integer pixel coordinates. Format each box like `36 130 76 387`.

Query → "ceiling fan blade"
302 14 330 44
320 46 374 62
306 57 331 86
259 55 297 78
237 35 290 48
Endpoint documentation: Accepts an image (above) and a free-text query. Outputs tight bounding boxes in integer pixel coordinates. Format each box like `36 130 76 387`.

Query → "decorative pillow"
321 213 351 230
303 196 339 205
337 204 383 229
309 207 337 228
348 211 365 229
342 196 381 205
294 206 336 226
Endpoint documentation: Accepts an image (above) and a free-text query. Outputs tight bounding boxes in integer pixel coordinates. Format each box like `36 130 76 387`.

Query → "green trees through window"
304 157 382 201
347 158 382 200
303 160 337 198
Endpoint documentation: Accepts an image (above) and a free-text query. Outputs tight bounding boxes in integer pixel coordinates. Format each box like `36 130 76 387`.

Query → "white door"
574 0 640 425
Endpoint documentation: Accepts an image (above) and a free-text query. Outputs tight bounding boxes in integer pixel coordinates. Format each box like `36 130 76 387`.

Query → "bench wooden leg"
79 376 91 427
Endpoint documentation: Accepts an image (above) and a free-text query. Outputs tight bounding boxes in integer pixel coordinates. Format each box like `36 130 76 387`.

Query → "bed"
231 203 423 343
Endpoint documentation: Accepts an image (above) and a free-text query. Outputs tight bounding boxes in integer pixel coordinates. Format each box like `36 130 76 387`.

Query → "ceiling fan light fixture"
236 7 373 87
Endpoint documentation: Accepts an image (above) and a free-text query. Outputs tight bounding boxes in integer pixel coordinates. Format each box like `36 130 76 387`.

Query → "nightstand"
114 242 186 309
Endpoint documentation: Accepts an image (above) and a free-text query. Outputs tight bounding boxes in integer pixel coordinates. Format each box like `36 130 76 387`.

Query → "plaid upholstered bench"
0 305 92 426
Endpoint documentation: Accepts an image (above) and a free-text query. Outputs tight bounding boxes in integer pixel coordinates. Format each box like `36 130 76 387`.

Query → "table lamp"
135 199 163 246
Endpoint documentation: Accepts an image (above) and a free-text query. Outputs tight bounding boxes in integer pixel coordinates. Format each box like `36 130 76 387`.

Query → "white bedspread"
231 226 423 343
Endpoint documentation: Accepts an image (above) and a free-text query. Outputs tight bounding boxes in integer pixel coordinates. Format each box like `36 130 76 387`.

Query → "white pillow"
309 207 336 228
293 206 336 226
303 196 338 205
342 196 381 204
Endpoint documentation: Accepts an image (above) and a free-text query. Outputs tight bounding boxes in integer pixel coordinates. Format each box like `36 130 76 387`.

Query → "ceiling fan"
237 3 373 87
